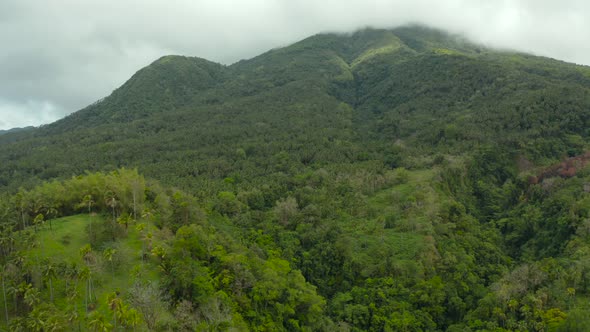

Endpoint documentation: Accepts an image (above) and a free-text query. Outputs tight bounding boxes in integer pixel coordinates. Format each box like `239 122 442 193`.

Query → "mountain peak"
39 25 588 136
44 55 229 131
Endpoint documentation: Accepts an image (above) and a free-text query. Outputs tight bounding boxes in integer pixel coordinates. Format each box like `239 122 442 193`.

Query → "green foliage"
1 26 590 331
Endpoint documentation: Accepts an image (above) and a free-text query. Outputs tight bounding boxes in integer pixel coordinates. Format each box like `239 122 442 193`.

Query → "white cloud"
0 0 589 129
0 98 63 129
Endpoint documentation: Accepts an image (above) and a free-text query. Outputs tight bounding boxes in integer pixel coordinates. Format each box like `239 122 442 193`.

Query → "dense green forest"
1 26 590 331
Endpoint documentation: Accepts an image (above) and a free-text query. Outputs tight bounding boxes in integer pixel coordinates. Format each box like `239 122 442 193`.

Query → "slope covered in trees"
1 26 590 331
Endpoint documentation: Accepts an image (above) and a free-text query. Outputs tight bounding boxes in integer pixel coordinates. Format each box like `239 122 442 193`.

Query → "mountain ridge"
10 25 584 138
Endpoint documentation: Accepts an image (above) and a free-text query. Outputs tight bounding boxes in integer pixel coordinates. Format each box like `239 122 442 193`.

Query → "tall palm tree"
1 266 8 325
103 248 117 281
13 192 27 230
107 291 123 329
140 208 154 264
81 194 95 240
0 221 16 261
77 266 91 314
79 242 95 310
45 207 58 231
105 192 118 241
42 260 57 303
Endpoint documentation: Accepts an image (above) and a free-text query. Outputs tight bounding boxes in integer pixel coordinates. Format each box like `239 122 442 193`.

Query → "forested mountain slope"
1 26 590 331
0 26 588 193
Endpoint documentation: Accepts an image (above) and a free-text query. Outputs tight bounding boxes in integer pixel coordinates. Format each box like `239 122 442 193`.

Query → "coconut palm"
42 260 57 303
23 284 40 308
80 194 95 240
45 206 59 231
87 311 112 332
77 266 91 314
107 291 123 329
1 266 8 325
103 248 117 281
104 192 118 241
32 214 44 233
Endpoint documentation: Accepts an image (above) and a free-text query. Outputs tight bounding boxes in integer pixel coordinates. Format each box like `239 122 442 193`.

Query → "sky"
1 0 589 130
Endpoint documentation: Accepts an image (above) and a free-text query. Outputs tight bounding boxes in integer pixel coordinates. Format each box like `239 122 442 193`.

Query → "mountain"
1 25 590 330
0 126 34 135
0 26 588 192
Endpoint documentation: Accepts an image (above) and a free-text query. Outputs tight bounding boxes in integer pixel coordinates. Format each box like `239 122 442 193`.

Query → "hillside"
0 127 34 136
0 26 588 192
1 25 590 331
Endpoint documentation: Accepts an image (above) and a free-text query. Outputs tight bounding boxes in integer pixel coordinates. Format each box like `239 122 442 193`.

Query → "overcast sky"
1 0 589 130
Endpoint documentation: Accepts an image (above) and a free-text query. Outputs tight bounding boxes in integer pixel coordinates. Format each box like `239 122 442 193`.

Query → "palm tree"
13 192 27 230
26 305 48 332
105 193 118 220
88 310 112 332
105 192 118 241
131 178 142 221
107 291 123 329
103 248 117 281
42 260 57 303
82 194 94 215
23 284 40 309
32 214 44 233
79 242 95 309
8 316 26 331
77 267 90 314
45 207 58 231
6 282 21 314
1 266 8 325
26 314 45 332
81 194 95 240
140 208 154 264
117 214 133 232
62 262 79 295
124 307 142 332
0 221 16 261
65 305 79 331
66 266 81 331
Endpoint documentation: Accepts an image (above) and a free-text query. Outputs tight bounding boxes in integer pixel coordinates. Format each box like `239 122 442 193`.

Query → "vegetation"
1 25 590 330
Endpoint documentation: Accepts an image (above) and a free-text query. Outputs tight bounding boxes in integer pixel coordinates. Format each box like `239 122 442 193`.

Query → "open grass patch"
23 214 165 330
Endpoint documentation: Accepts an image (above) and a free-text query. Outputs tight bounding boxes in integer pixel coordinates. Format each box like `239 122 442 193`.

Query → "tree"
103 248 117 281
1 266 8 325
87 310 112 332
32 214 44 233
139 208 155 263
80 194 95 239
274 196 299 227
78 246 94 314
122 307 142 331
23 284 40 309
128 281 164 330
13 192 27 230
105 192 118 241
130 176 145 221
117 213 132 231
42 259 57 303
107 291 123 329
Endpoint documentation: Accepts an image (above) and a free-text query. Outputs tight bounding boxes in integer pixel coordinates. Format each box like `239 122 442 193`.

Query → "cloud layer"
1 0 589 129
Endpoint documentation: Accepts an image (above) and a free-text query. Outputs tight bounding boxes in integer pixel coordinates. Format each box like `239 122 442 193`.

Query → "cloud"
0 98 62 129
0 0 589 129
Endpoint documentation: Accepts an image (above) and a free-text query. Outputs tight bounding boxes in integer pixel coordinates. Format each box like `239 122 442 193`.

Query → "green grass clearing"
24 214 164 329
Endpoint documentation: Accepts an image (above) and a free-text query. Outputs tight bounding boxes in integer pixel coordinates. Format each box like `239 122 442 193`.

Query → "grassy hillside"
19 214 165 330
